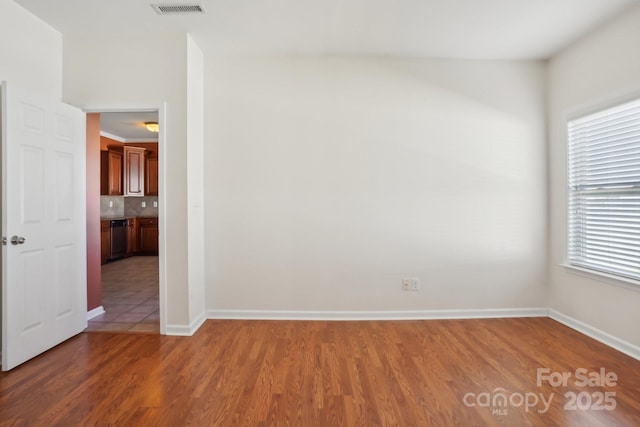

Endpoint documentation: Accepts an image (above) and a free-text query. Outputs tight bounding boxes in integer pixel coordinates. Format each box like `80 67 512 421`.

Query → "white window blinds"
567 98 640 282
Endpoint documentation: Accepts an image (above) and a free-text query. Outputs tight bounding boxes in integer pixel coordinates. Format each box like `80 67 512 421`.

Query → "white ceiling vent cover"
151 3 206 14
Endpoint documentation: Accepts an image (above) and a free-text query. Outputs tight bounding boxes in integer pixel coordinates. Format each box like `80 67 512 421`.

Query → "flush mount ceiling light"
151 3 206 15
145 122 159 133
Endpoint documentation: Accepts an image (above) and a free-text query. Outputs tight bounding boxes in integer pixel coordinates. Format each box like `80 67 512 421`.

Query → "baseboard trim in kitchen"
87 306 106 321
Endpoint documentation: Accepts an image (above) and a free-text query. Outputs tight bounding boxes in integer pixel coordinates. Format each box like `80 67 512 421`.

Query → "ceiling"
15 0 639 59
100 112 159 142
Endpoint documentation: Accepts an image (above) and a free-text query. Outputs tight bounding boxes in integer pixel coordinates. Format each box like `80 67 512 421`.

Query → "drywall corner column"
186 34 206 328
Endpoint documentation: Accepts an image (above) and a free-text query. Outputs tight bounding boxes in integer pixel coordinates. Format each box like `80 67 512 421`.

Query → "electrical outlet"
402 278 411 291
109 200 113 208
141 201 146 208
153 201 158 208
411 277 421 291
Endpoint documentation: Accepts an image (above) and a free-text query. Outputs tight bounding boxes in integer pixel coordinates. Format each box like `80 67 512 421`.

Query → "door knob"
10 236 25 245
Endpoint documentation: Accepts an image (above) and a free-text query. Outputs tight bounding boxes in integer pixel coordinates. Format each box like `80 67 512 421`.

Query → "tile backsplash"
100 196 125 218
125 196 159 217
100 196 159 218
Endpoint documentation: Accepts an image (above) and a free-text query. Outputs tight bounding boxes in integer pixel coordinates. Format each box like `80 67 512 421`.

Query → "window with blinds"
567 98 640 283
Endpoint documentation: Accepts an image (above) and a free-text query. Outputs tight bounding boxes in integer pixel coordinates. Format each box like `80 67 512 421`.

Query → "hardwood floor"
1 318 639 426
86 256 159 333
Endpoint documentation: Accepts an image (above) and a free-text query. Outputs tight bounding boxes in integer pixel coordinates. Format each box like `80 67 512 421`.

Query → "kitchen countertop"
101 216 158 220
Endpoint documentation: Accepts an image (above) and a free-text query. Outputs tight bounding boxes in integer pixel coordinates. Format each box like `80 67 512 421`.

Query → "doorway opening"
84 110 163 333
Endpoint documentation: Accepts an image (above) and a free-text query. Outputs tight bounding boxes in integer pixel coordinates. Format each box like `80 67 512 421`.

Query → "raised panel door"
100 149 123 195
145 156 158 196
138 218 159 254
108 150 123 195
2 82 87 371
124 146 145 197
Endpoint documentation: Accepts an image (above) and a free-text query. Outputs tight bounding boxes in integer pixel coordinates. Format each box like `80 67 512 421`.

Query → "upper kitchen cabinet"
145 153 159 196
124 146 146 197
100 146 123 195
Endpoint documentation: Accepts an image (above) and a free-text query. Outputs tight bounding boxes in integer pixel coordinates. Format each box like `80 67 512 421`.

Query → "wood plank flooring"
1 318 639 426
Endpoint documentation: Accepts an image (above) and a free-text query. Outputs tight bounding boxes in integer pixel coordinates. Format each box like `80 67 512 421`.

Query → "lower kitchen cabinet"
138 218 159 255
126 217 138 256
101 217 158 261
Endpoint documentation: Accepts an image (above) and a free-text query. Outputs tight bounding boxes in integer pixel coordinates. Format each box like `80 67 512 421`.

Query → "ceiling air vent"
151 3 206 14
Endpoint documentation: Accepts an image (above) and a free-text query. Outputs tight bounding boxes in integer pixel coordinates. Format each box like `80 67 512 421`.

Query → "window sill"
561 263 640 292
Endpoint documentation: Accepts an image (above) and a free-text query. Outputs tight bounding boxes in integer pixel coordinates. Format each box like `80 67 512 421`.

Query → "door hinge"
2 237 6 245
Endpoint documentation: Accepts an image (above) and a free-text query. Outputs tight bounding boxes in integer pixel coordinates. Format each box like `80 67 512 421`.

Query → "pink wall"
86 114 102 311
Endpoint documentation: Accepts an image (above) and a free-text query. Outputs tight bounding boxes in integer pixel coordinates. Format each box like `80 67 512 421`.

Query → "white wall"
548 4 640 347
204 56 547 313
63 32 194 329
0 0 62 99
187 35 206 326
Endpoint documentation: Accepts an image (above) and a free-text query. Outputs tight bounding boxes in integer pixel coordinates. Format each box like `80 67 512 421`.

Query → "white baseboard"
549 309 640 361
165 311 207 336
87 306 105 321
166 308 640 362
206 308 549 321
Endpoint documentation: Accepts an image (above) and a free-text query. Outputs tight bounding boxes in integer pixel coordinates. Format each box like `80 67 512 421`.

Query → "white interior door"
1 82 87 371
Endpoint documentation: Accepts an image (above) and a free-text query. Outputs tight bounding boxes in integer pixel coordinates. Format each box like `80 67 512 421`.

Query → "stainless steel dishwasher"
109 219 127 260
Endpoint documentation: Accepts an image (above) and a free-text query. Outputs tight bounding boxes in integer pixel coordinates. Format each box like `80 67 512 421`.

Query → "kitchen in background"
101 195 159 218
87 112 160 333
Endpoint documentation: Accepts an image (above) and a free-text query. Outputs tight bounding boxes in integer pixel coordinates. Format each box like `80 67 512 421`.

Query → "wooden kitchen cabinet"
138 218 159 255
126 217 138 256
100 147 123 195
145 154 158 196
124 146 145 197
100 220 110 264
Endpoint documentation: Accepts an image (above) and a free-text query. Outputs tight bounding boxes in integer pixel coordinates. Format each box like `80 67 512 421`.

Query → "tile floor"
86 256 160 333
